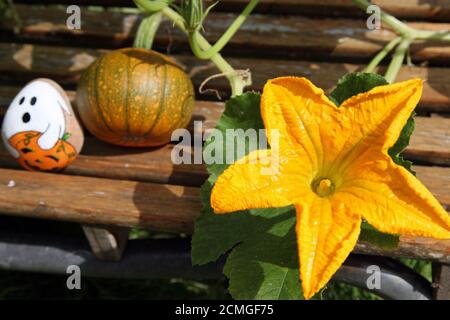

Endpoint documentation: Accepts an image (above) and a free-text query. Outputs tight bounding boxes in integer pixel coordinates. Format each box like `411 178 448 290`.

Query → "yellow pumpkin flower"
210 77 450 299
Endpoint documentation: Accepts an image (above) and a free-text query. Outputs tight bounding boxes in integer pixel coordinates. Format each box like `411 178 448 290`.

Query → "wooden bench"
0 0 449 299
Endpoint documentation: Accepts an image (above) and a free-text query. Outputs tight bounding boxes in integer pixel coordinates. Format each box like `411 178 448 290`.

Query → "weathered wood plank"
3 5 450 63
0 168 201 233
13 0 450 21
0 43 449 112
0 136 209 187
210 0 450 21
0 89 448 182
413 166 450 211
356 236 450 263
0 167 449 262
0 130 208 186
408 117 450 166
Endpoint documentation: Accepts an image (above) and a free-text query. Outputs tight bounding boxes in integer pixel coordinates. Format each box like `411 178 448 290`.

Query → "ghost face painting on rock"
1 79 84 172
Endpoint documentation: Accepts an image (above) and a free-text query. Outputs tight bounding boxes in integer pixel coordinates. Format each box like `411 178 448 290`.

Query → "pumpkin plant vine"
130 0 450 299
352 0 450 82
133 0 257 97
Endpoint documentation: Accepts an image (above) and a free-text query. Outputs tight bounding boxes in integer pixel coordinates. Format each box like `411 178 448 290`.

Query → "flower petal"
295 195 361 299
211 149 313 214
332 79 423 175
261 77 338 172
342 155 450 239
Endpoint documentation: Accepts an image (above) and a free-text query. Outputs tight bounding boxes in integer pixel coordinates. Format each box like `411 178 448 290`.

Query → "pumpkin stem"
134 11 163 50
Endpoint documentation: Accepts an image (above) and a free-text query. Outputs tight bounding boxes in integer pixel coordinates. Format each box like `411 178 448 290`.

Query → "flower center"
312 178 335 197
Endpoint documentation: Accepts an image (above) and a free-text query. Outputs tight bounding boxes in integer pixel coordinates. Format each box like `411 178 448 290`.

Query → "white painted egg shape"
1 78 84 172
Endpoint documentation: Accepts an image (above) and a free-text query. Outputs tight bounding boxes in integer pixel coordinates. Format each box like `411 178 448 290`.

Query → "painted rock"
1 79 84 172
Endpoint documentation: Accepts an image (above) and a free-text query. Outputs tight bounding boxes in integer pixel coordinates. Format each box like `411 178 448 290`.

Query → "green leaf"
192 92 303 299
203 92 264 181
194 182 302 299
360 221 399 250
223 211 302 300
388 114 416 174
192 180 266 265
329 72 388 106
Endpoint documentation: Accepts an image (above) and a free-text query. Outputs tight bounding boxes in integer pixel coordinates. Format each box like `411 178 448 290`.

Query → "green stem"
134 12 163 49
133 0 169 12
189 0 260 60
352 0 450 42
411 29 450 42
351 0 413 37
162 6 248 96
353 0 450 82
384 38 411 83
364 37 401 73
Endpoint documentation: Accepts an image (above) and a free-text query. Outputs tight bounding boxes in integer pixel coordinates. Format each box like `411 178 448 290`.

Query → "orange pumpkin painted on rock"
9 131 77 172
76 48 195 147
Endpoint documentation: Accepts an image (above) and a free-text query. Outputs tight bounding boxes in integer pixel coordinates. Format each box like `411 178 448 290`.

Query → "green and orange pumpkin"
76 48 195 147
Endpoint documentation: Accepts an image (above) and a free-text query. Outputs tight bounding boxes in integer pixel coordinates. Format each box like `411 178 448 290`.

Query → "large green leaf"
193 180 292 266
203 92 264 182
223 211 302 300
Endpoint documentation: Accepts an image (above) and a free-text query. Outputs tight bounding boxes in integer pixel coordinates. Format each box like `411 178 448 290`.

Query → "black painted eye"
30 97 37 105
19 97 25 105
22 112 31 123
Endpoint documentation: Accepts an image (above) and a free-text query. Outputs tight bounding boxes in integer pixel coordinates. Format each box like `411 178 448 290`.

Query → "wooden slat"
0 88 448 177
3 5 450 64
210 0 450 21
0 168 201 234
0 123 447 186
356 235 450 263
0 43 449 112
0 136 209 187
0 167 449 262
412 166 450 211
12 0 450 21
408 117 450 166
